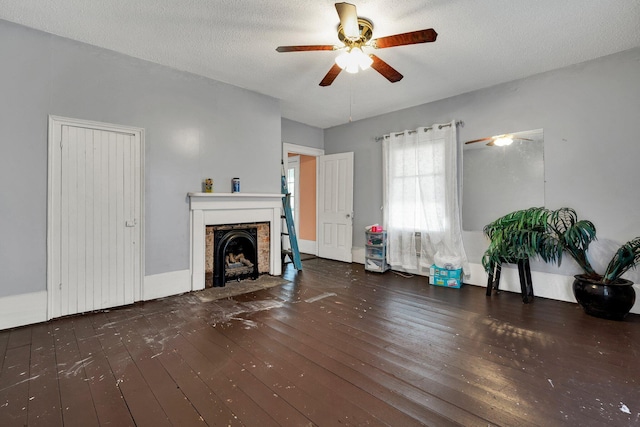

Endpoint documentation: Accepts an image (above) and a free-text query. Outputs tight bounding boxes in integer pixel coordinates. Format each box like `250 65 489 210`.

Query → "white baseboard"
143 269 191 301
298 239 317 255
465 262 640 315
351 253 640 315
1 263 637 331
352 246 365 264
465 262 577 302
0 291 47 330
0 269 194 331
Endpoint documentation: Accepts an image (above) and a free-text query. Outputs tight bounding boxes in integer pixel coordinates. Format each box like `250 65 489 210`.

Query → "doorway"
286 155 300 242
47 116 144 319
283 144 323 255
282 143 354 262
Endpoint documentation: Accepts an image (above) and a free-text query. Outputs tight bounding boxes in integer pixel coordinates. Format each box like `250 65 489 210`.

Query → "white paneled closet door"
52 121 142 318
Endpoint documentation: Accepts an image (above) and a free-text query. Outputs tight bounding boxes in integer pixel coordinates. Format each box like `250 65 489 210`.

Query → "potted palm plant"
482 207 639 320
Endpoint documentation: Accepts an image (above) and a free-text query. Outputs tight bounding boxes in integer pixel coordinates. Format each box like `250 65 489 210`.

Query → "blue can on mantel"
232 177 240 193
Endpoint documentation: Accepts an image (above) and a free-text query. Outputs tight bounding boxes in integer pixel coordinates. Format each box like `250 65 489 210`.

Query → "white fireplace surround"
188 192 282 290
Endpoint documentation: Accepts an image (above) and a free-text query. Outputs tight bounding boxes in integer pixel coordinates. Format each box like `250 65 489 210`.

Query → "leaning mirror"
462 129 544 231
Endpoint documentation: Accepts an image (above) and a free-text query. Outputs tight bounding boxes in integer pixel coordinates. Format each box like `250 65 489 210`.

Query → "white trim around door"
47 115 145 320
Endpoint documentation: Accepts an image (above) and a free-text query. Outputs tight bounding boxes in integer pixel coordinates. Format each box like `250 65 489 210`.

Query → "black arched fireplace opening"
213 227 259 287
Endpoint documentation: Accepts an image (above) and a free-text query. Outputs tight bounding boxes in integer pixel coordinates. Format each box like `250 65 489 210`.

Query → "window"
386 139 446 234
382 123 468 272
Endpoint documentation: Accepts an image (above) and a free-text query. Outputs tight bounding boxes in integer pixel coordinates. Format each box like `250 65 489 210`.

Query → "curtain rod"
374 120 464 142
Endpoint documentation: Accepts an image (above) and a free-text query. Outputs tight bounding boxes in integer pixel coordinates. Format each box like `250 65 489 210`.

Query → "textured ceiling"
1 0 639 128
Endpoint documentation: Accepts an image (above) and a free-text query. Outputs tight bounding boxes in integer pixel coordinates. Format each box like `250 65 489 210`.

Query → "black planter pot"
573 274 636 320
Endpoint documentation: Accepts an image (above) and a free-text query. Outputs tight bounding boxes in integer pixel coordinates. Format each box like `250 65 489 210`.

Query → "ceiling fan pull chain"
349 77 353 122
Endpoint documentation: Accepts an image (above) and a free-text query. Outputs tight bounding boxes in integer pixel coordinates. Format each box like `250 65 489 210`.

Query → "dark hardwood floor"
1 258 638 426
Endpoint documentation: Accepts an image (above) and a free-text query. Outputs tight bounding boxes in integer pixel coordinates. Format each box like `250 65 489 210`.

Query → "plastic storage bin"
365 230 390 273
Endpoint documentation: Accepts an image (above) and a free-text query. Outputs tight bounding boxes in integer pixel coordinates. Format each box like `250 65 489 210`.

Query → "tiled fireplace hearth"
188 193 282 291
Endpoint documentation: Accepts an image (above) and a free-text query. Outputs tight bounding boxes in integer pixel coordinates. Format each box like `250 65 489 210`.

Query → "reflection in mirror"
462 129 544 231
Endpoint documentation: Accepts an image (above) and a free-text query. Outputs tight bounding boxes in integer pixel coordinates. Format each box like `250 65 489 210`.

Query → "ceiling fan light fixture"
335 50 351 69
352 47 373 70
335 47 372 73
493 136 514 147
345 62 359 74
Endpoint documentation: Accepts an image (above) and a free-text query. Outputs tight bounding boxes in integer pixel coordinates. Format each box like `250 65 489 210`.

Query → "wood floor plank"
215 310 435 426
192 318 385 426
263 290 581 426
157 348 246 426
0 344 31 426
27 323 63 427
0 330 10 373
322 264 640 419
166 305 323 426
6 327 32 350
295 258 640 426
235 294 470 425
110 314 208 426
52 318 100 426
261 310 492 426
260 271 555 425
141 307 282 426
173 332 282 427
120 307 242 427
72 314 135 426
90 311 172 427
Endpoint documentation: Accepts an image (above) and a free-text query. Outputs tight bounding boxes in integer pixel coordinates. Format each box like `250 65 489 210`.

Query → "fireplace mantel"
188 192 282 290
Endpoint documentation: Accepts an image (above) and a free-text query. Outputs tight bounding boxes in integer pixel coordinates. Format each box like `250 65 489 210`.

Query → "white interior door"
48 117 143 319
317 152 354 262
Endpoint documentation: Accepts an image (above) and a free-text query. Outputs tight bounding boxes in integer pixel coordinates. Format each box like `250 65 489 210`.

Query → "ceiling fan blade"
372 28 438 49
335 2 360 40
319 63 343 87
464 137 493 145
276 45 336 52
370 54 403 83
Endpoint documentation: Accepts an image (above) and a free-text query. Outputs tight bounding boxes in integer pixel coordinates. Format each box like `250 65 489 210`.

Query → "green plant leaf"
604 237 640 283
483 207 639 284
482 207 597 275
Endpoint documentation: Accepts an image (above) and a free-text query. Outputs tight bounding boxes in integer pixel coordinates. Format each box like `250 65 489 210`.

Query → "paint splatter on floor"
207 299 284 327
304 292 337 303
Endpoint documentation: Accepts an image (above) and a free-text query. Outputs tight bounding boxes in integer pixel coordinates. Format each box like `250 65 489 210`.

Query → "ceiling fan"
276 2 437 87
465 134 533 147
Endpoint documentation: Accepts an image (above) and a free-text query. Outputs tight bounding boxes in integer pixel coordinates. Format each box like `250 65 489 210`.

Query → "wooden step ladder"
281 163 302 270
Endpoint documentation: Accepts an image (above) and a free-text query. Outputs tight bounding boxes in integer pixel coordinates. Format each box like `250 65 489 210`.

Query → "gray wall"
324 47 640 279
0 20 281 298
281 118 324 149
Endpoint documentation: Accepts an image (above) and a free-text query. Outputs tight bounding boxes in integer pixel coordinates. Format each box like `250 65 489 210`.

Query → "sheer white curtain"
382 120 469 273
